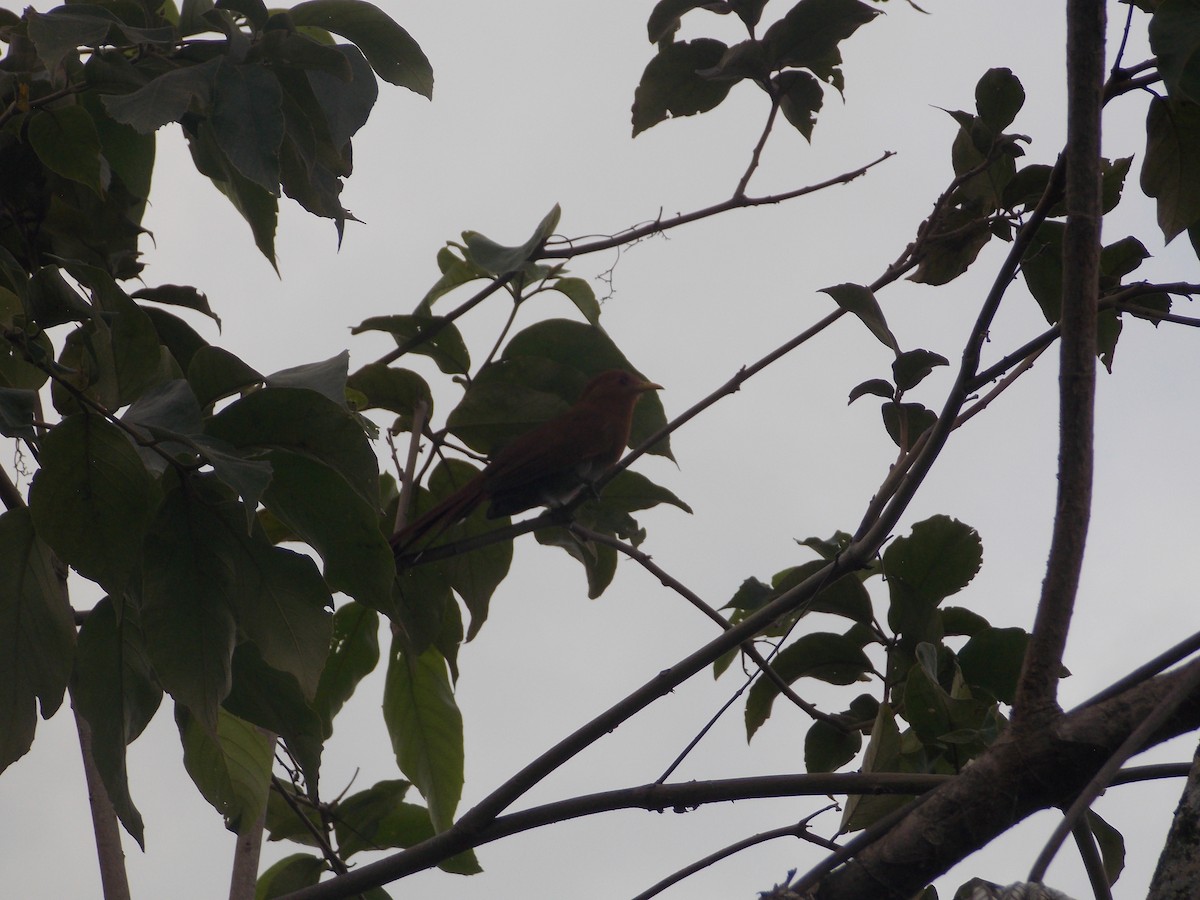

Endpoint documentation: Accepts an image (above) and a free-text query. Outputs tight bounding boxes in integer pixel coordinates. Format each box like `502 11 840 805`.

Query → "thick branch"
1012 0 1106 731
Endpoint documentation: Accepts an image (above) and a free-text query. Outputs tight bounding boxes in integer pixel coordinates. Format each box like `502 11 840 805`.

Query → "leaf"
28 414 159 596
745 632 871 738
0 508 76 774
597 469 693 515
848 378 894 404
892 349 949 391
460 204 561 276
776 70 824 140
805 718 862 773
820 283 898 352
177 704 274 832
188 345 264 407
1021 220 1066 323
546 276 601 325
958 627 1028 704
762 0 879 70
207 386 379 505
841 703 908 832
71 597 161 849
631 38 733 137
141 485 243 731
131 284 220 326
351 314 470 375
908 210 993 285
255 854 327 897
884 515 982 606
265 351 350 407
101 58 222 134
0 388 36 438
28 106 105 195
1150 0 1200 105
1141 96 1200 242
974 67 1024 133
383 645 464 832
346 363 433 418
212 62 285 193
1083 809 1126 886
26 7 111 74
313 602 379 735
289 0 433 97
881 401 936 450
647 0 726 43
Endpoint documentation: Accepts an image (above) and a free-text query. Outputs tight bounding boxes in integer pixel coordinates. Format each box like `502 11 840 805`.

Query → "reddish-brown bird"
391 369 662 554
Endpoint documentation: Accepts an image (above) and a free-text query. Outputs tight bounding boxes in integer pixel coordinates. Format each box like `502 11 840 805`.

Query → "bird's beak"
636 381 663 393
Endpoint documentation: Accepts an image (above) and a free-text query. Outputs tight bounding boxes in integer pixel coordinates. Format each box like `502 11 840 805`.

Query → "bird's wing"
483 405 625 497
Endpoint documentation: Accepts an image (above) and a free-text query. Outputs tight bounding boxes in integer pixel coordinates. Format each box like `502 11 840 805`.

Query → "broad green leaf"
255 854 327 897
383 645 463 832
0 508 75 773
770 562 873 624
546 276 601 325
142 485 243 730
224 643 326 793
884 515 982 606
212 62 285 194
188 345 264 407
957 626 1028 704
143 306 211 372
535 525 618 599
352 314 470 375
71 597 161 848
1142 96 1200 242
745 632 871 739
975 67 1024 133
892 349 949 392
101 58 222 134
131 284 219 325
0 288 52 390
1021 220 1066 323
233 543 332 699
647 0 721 43
346 363 433 418
417 246 490 311
178 704 274 832
762 0 879 70
908 209 993 286
805 717 862 773
1150 0 1200 104
0 388 36 438
460 204 561 276
881 401 936 450
259 449 394 612
820 283 898 352
26 7 110 73
631 38 732 136
265 351 349 407
776 69 824 140
207 386 379 506
28 106 104 195
289 0 433 96
840 703 908 832
313 602 379 735
29 414 159 596
940 605 990 637
597 469 692 515
848 378 894 404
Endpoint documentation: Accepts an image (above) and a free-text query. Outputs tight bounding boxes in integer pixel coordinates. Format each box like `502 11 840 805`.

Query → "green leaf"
259 449 394 612
535 525 619 599
745 632 871 739
71 597 161 849
597 468 692 515
547 276 601 325
460 204 561 276
776 70 824 140
881 401 936 450
26 7 111 74
974 67 1024 133
820 283 898 352
188 345 264 407
1021 220 1065 323
142 485 243 731
848 378 893 404
0 508 76 773
265 351 349 407
207 386 379 506
313 602 379 735
383 645 464 832
646 0 723 43
0 387 36 438
840 703 908 832
28 106 105 195
1141 96 1200 242
957 626 1028 704
805 717 862 773
143 306 210 373
884 515 982 606
101 58 222 134
351 314 470 375
212 62 285 194
762 0 879 70
178 704 274 832
892 349 949 392
1150 0 1200 104
255 854 327 897
29 415 159 596
631 38 732 137
131 284 220 326
940 605 990 637
346 363 433 418
1083 809 1126 886
908 209 993 286
289 0 432 96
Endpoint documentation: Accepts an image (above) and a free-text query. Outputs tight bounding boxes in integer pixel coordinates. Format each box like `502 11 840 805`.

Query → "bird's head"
579 370 663 404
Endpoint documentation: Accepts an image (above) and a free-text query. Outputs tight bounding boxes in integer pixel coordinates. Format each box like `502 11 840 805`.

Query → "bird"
391 369 662 555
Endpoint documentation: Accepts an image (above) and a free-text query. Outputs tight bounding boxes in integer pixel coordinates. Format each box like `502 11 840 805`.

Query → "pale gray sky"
3 2 1198 898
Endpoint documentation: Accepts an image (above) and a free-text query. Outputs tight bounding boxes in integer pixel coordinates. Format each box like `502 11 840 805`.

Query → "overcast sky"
4 1 1199 898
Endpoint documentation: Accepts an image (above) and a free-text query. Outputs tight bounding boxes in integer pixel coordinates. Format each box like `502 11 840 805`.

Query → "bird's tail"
390 474 488 558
